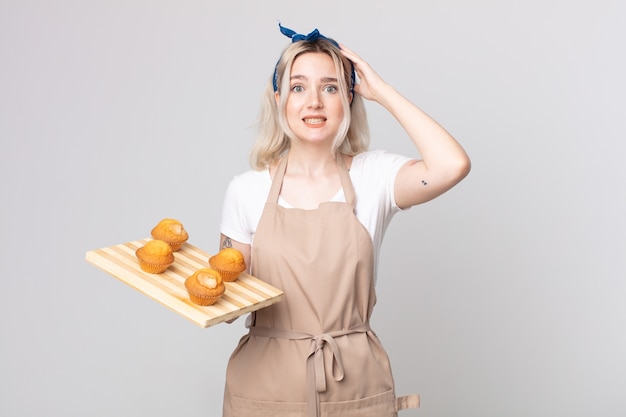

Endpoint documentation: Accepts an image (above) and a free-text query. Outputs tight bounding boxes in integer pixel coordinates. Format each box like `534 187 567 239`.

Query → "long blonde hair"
249 39 370 170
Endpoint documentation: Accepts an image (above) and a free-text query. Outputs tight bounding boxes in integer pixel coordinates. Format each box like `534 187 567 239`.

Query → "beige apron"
223 154 419 417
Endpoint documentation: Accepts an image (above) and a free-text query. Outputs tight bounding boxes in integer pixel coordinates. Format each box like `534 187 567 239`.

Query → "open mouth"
303 117 326 124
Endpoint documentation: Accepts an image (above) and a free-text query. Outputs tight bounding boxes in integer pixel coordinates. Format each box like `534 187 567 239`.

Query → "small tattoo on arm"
421 180 428 186
222 237 232 248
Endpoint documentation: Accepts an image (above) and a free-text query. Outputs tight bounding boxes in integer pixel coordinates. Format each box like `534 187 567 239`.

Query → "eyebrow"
290 75 339 83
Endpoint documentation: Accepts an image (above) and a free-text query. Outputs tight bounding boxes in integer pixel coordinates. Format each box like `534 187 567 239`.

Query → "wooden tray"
85 239 283 328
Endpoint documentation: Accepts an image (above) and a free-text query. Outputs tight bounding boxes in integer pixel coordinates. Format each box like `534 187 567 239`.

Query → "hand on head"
339 45 388 102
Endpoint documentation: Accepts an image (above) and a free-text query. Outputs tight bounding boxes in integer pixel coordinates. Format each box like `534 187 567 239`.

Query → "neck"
286 145 338 177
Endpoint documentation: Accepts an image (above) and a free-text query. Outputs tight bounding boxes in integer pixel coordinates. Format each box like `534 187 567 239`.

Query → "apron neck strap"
267 154 289 203
336 153 356 207
267 152 356 208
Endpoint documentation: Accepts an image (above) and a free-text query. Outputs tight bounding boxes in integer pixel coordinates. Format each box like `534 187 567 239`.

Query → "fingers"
339 44 374 79
339 44 384 101
339 45 364 81
339 44 361 64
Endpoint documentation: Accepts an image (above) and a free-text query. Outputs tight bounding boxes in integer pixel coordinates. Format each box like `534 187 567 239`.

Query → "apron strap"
267 154 289 203
336 152 356 209
396 393 421 410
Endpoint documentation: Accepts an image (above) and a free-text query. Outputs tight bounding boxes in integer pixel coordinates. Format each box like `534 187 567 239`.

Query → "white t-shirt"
220 149 413 284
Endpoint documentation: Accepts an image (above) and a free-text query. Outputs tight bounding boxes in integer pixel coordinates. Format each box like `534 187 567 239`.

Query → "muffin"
208 248 246 282
150 218 189 251
185 268 226 306
136 239 175 274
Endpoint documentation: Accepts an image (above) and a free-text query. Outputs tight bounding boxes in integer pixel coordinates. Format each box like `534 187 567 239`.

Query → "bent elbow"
449 154 471 183
459 155 472 179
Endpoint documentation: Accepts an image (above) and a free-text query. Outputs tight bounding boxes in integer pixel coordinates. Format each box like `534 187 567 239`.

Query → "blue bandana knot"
279 24 340 47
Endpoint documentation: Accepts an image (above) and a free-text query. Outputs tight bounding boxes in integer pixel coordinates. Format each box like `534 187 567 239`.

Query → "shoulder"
228 168 271 190
221 169 270 243
223 169 271 206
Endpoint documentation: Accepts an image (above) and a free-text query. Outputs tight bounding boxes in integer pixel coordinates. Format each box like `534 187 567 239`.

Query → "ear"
274 91 280 106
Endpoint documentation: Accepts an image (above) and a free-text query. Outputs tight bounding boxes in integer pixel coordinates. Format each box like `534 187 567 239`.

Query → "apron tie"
249 322 371 417
310 331 345 393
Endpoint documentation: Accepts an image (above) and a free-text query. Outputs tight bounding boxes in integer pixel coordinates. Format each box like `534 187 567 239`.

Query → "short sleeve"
219 170 270 245
220 176 250 244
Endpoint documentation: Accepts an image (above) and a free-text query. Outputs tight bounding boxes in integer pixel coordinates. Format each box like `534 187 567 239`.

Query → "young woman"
218 23 471 417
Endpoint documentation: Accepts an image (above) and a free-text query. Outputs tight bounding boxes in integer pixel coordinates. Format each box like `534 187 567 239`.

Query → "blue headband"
272 23 356 96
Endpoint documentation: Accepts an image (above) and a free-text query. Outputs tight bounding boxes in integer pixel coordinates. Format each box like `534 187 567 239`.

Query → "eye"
291 84 304 93
323 85 338 94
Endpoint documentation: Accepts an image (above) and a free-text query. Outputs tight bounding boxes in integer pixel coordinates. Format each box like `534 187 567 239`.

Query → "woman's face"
282 52 345 147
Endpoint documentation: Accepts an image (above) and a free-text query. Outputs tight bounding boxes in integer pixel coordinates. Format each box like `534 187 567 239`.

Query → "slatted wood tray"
85 239 283 328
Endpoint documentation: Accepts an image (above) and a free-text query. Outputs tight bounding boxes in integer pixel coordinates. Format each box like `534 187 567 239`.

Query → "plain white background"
1 0 625 416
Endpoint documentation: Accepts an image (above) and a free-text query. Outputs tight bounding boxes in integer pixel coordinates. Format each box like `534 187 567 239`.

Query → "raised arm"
341 45 471 209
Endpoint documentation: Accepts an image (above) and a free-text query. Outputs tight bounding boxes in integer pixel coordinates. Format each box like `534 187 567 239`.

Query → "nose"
307 90 323 108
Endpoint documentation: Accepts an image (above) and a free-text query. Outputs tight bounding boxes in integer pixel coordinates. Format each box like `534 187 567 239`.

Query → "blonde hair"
249 39 370 170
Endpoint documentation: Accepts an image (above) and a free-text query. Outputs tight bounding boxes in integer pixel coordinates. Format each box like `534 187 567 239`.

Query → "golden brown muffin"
135 239 175 274
208 248 246 282
150 218 189 251
185 268 226 306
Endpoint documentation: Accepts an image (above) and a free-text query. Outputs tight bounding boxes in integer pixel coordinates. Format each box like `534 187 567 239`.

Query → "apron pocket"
228 390 400 417
229 394 306 417
321 389 397 417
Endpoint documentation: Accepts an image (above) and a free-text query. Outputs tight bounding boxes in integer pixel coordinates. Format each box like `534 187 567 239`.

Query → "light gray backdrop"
1 0 625 416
